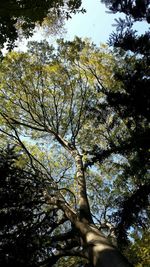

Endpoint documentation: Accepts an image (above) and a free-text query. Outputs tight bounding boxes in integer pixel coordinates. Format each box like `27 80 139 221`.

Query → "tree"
0 38 134 267
0 0 84 52
88 1 150 265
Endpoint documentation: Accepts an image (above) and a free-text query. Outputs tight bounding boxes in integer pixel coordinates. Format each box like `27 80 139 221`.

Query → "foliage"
101 0 150 52
124 230 150 267
101 0 150 22
0 0 84 52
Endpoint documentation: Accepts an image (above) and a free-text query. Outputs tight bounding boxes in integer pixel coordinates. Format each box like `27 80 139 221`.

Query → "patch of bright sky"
15 0 149 51
65 0 121 44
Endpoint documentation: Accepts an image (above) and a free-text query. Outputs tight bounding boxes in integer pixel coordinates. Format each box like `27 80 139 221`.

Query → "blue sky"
65 0 123 44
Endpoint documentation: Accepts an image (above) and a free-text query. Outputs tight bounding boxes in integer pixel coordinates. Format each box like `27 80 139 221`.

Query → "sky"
15 0 149 51
65 0 123 44
17 0 116 50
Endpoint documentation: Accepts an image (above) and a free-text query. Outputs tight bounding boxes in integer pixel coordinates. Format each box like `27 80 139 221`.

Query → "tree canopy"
0 35 149 266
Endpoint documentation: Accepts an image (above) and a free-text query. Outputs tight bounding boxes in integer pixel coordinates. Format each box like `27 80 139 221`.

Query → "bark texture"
73 151 93 223
75 222 133 267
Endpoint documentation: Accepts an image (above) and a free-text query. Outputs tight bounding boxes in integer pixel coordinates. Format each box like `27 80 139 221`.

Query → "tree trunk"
73 151 93 223
69 150 132 267
75 221 132 267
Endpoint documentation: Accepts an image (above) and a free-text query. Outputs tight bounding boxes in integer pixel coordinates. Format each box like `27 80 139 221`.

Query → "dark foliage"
101 0 150 22
0 0 83 51
114 183 150 246
109 28 150 54
0 145 60 267
101 1 150 53
0 145 82 267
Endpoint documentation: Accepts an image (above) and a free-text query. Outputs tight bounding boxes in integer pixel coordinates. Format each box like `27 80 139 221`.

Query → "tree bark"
75 221 133 267
73 150 93 223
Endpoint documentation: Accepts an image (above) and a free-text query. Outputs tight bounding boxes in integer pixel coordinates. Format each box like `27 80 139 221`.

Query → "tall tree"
0 38 134 267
